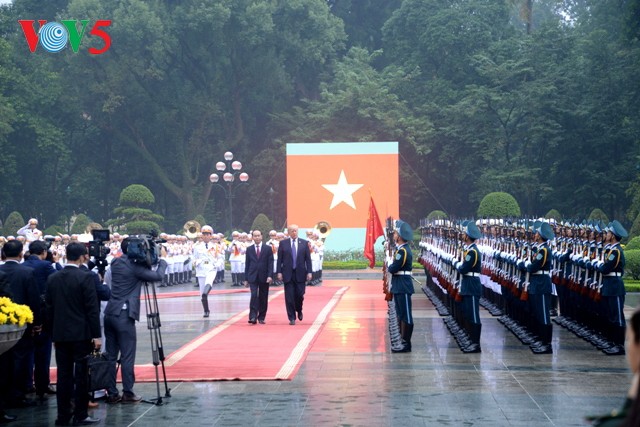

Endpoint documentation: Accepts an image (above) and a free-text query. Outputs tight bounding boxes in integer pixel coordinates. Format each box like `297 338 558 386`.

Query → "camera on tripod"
127 231 166 268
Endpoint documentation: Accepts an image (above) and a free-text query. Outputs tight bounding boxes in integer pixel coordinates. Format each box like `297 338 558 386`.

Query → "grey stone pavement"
10 270 636 426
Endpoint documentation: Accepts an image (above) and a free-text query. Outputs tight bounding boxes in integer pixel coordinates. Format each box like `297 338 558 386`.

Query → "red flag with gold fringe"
364 196 384 268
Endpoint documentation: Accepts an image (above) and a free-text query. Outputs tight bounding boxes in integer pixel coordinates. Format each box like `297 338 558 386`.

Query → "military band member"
596 220 628 355
387 220 414 353
454 222 483 353
228 231 245 286
193 225 216 317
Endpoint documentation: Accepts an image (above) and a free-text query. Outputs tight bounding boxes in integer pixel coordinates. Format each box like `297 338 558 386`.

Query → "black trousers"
284 278 306 321
249 281 270 321
55 340 92 422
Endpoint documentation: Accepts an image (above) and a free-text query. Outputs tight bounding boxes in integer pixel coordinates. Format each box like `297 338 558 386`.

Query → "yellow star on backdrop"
322 170 364 210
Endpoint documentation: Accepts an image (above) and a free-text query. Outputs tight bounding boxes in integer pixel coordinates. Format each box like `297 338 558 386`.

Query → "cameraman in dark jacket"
103 237 167 403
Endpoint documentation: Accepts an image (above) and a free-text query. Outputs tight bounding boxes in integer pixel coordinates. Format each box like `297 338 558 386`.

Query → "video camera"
86 229 111 277
126 230 166 268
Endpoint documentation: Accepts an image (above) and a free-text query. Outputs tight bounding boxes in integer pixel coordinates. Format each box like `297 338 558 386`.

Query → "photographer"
103 237 167 404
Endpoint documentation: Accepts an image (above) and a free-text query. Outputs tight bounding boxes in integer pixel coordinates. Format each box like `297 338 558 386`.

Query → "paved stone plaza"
11 271 633 426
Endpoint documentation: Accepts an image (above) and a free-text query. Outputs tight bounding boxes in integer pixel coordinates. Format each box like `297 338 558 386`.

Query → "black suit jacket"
45 265 101 342
0 261 42 325
277 238 312 283
245 243 274 284
104 257 167 321
80 264 111 301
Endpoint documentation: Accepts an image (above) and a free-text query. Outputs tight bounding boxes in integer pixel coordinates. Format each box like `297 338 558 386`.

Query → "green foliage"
119 185 155 206
250 214 273 240
625 236 640 250
545 209 562 221
626 249 640 280
71 214 91 234
588 208 609 224
194 215 206 227
125 221 161 235
631 214 640 239
625 280 640 292
477 192 521 218
3 211 24 237
426 210 448 221
43 225 64 236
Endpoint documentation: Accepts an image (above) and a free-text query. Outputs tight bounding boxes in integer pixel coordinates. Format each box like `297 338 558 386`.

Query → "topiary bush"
250 213 273 239
626 249 640 280
426 210 448 221
477 192 521 218
588 208 609 224
120 184 155 206
625 236 640 250
3 211 25 236
545 209 562 221
630 213 640 239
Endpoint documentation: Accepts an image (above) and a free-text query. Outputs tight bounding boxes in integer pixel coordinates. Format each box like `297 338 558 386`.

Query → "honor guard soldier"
387 220 414 353
520 221 555 354
193 225 216 317
595 220 628 355
454 221 483 353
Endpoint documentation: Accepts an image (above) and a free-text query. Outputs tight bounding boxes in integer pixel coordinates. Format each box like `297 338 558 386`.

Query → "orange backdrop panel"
286 144 399 229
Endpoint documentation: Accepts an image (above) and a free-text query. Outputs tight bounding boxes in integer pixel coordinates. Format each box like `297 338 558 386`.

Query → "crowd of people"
0 218 326 425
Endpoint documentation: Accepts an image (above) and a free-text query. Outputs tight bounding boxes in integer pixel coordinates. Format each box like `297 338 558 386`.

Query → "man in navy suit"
276 224 312 325
22 240 57 399
244 230 274 324
0 240 41 408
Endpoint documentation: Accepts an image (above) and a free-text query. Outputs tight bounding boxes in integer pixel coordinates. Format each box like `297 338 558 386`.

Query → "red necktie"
256 246 260 258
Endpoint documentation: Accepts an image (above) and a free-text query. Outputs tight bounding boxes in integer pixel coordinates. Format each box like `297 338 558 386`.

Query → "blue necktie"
292 239 297 269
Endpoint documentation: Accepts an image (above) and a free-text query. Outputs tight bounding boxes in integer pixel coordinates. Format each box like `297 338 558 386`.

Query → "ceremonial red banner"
364 196 384 268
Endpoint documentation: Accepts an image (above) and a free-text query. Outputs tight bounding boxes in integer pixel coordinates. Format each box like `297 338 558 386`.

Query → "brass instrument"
314 221 331 241
184 220 201 240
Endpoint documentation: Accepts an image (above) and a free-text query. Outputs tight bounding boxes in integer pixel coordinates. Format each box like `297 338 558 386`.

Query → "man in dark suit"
0 240 41 407
244 230 274 324
45 242 102 426
276 224 312 325
0 271 17 423
103 237 167 404
22 240 57 399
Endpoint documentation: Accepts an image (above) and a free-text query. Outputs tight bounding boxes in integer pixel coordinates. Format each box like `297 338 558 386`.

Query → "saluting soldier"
387 220 414 353
596 220 628 355
454 221 483 353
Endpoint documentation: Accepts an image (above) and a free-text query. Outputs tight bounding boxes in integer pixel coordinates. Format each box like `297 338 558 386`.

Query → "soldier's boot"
168 273 175 286
230 273 237 286
318 270 323 283
213 271 220 284
201 294 210 318
240 273 246 286
220 270 226 282
462 324 482 353
392 322 412 353
531 324 553 354
160 274 168 288
178 272 184 284
603 325 626 355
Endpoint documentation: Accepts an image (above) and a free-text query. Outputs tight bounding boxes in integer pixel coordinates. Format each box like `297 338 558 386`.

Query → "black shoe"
603 345 625 355
0 414 17 424
391 344 411 353
106 394 121 404
289 320 295 325
461 343 481 353
121 393 142 403
258 320 265 324
531 344 552 354
248 319 257 324
73 416 100 425
297 312 303 321
203 311 210 318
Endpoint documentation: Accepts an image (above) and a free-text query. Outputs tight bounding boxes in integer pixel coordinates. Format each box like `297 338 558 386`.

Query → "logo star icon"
322 170 364 210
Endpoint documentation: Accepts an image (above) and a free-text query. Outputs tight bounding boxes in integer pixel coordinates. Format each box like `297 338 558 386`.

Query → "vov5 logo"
18 20 112 54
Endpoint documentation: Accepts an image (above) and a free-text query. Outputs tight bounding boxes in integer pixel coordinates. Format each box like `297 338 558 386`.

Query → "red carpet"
144 288 248 300
135 285 347 381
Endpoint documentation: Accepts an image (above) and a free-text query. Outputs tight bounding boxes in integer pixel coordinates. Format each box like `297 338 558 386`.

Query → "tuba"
314 221 331 241
184 220 201 240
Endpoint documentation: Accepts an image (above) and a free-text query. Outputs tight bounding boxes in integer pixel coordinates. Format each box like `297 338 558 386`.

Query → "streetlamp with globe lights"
209 151 249 231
